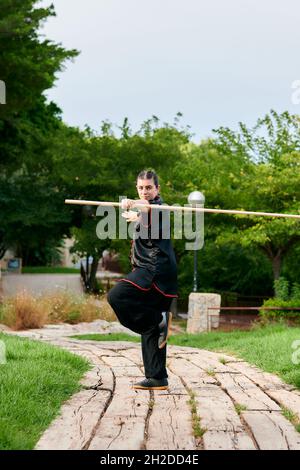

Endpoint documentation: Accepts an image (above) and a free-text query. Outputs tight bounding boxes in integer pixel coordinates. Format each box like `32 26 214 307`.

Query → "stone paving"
7 321 300 450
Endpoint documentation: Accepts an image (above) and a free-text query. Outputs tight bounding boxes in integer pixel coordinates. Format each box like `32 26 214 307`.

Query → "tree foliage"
212 110 300 280
1 3 299 299
0 0 79 263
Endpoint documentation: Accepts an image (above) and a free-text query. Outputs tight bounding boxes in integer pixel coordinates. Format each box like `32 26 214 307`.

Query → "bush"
42 291 82 324
0 291 48 330
79 295 115 322
259 277 300 323
274 277 290 301
0 290 117 330
259 298 300 322
67 310 81 324
291 282 300 300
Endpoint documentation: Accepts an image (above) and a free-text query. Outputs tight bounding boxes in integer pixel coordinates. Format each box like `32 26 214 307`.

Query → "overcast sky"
39 0 300 141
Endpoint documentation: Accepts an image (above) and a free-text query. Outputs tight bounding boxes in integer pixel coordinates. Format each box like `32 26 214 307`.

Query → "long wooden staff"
65 199 300 219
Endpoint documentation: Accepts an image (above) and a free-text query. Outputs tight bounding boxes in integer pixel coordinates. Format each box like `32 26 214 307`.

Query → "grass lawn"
73 323 300 390
21 267 80 274
0 333 90 450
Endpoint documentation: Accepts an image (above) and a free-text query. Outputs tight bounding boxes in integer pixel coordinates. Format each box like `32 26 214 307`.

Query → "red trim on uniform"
152 282 178 298
117 278 177 297
118 278 151 291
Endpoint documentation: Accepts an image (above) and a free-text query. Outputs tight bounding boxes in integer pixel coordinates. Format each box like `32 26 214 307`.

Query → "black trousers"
107 280 172 379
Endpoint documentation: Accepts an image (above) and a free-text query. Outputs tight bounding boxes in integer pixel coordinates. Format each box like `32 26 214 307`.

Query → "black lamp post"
188 191 205 292
82 204 94 291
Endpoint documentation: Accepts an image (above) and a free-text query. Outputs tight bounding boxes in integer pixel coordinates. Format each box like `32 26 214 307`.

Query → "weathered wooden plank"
101 355 138 368
242 411 300 450
229 362 295 391
145 370 193 449
202 351 243 363
53 348 115 391
76 344 121 357
168 347 240 363
167 358 254 449
13 329 300 452
168 356 217 387
97 340 139 350
114 365 143 378
80 365 105 389
121 347 143 366
35 389 111 450
146 394 196 450
183 352 241 374
88 377 149 450
193 385 245 432
215 373 281 411
88 417 146 450
203 430 256 450
168 347 200 357
80 364 114 391
164 369 190 395
266 389 300 421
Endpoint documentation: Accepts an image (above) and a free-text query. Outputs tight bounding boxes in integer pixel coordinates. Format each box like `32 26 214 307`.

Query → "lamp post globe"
188 191 205 293
188 191 205 206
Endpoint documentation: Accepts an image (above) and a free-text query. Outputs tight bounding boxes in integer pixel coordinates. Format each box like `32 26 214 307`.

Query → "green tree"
213 110 300 282
59 116 190 290
169 111 300 297
0 0 77 118
0 0 79 264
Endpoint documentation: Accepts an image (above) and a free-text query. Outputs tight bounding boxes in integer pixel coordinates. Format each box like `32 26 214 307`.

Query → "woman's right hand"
121 198 150 212
121 198 134 210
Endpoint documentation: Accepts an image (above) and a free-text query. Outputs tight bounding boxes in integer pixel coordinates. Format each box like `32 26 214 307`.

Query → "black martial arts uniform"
107 195 178 379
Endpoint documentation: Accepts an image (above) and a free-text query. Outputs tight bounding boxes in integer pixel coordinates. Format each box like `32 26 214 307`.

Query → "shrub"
274 277 290 301
259 298 300 321
291 282 300 301
67 310 81 324
0 291 48 330
79 295 116 322
0 290 117 330
41 291 82 324
259 278 300 323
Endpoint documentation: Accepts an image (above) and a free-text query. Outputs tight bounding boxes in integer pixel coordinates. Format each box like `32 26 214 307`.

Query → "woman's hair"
137 169 159 188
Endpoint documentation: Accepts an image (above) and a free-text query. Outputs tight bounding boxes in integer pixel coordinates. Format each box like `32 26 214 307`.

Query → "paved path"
1 274 84 297
10 323 300 450
0 271 122 297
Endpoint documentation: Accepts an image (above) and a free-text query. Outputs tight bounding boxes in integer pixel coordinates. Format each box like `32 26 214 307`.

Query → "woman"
107 169 178 390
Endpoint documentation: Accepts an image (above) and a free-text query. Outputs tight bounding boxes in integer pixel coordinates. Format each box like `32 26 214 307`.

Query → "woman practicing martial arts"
107 169 178 390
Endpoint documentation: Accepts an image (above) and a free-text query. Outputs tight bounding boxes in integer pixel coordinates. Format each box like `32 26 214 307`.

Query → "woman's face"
136 177 160 201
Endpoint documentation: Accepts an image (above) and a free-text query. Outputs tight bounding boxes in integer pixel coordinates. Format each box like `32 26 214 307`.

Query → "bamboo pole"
65 199 300 220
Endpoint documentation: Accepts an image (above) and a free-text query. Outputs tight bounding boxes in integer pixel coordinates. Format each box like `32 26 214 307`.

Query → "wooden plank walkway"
10 328 300 450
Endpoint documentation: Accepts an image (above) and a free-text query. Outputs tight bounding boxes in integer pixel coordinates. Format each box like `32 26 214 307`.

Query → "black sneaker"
158 311 172 349
132 378 168 390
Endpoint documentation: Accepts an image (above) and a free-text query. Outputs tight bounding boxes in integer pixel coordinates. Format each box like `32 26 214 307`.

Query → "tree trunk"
0 244 6 260
260 245 282 291
272 253 282 280
88 256 100 293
